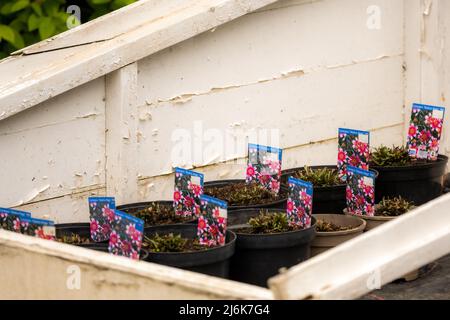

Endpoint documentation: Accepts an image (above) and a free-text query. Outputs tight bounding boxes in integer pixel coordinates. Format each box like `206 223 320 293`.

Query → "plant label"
286 177 313 228
246 143 283 195
338 128 370 182
407 103 446 161
88 197 116 243
346 166 376 216
173 167 204 217
0 208 31 233
198 195 227 247
20 217 56 240
109 210 144 260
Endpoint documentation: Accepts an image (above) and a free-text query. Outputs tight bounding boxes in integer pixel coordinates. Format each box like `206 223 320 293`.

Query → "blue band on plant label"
175 167 204 185
287 177 313 194
347 166 376 178
88 197 116 209
114 210 144 231
20 216 54 226
0 208 31 217
200 195 227 209
248 143 283 161
339 128 370 141
412 103 445 113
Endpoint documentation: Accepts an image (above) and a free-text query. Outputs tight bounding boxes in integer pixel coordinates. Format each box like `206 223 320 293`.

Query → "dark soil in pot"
311 214 366 256
344 196 416 231
56 223 149 260
204 179 288 211
56 223 107 248
281 165 345 214
143 224 236 279
370 146 448 204
117 200 196 226
227 208 316 287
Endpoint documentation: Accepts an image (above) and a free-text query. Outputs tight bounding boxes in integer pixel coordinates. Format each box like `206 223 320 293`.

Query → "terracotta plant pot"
343 208 396 231
311 214 366 256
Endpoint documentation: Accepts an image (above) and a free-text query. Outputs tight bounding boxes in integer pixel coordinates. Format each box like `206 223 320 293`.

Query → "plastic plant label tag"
173 167 204 217
89 197 116 243
198 195 227 247
286 177 313 228
338 128 370 182
407 103 446 161
20 217 56 240
346 166 376 217
246 143 283 195
0 208 30 233
109 210 144 260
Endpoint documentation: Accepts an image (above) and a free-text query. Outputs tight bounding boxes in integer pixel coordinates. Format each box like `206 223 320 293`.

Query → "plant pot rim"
228 208 316 237
313 213 366 236
343 208 398 222
370 154 448 171
144 224 236 257
204 179 287 209
281 165 379 190
233 217 317 237
116 200 197 226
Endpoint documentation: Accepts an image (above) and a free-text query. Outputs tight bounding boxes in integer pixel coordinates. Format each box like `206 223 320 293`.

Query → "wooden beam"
105 63 139 204
268 194 450 300
0 229 273 299
0 0 279 122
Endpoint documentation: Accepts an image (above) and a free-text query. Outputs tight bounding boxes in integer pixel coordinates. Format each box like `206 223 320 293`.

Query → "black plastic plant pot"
281 165 346 214
143 224 236 279
56 223 107 248
204 179 288 211
371 155 448 205
117 200 196 226
227 208 316 287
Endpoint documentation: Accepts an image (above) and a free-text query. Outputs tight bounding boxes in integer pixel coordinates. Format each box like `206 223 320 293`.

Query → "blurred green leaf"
30 3 43 16
38 16 55 40
10 29 25 49
0 24 15 43
10 0 30 14
28 13 40 31
91 0 112 5
1 0 138 60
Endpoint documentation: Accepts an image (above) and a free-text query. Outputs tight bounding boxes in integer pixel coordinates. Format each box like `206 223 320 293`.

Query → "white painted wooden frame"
268 194 450 300
0 0 279 122
0 229 273 299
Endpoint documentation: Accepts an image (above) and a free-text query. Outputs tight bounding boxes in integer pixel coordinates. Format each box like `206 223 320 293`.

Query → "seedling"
238 211 299 234
375 196 416 217
143 233 208 253
316 220 353 232
134 203 193 226
204 182 282 206
293 166 341 187
370 145 412 167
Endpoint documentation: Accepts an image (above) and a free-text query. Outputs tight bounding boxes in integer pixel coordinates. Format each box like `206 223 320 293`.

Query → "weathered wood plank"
0 230 273 300
105 63 139 203
0 0 279 122
268 194 450 300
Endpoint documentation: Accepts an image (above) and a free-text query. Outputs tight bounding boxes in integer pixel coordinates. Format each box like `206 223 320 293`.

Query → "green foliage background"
0 0 136 60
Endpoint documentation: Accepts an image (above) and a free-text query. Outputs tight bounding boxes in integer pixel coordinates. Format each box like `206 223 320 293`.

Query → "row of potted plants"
51 143 447 287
